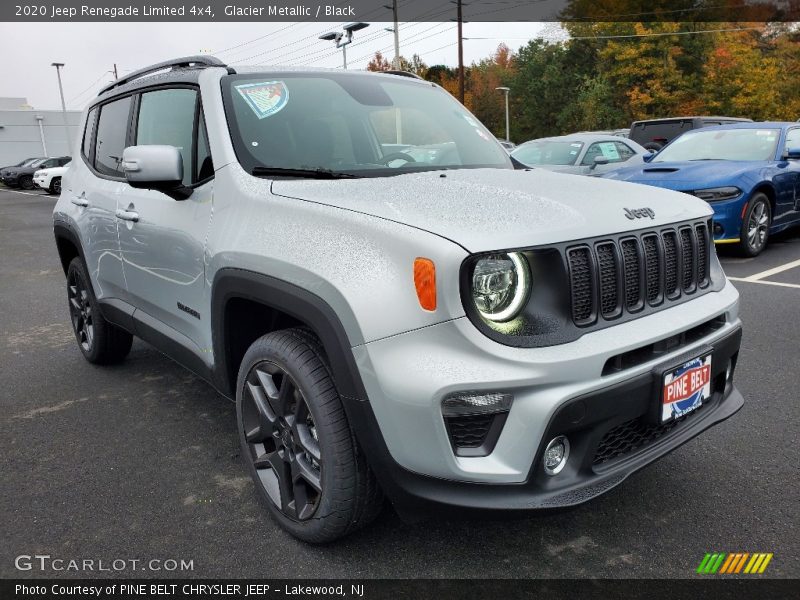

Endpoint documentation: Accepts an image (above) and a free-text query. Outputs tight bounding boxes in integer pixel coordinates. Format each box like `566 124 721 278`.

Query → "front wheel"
737 193 771 257
49 177 62 195
19 175 34 190
236 328 382 543
66 257 133 364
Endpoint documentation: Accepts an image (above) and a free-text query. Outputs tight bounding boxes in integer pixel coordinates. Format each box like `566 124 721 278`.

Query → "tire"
236 328 383 543
49 177 62 195
19 175 34 190
66 257 133 364
737 193 771 257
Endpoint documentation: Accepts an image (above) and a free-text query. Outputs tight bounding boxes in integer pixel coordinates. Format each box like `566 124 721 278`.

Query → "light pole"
496 86 510 142
319 22 370 70
35 115 48 155
51 62 73 154
383 0 401 69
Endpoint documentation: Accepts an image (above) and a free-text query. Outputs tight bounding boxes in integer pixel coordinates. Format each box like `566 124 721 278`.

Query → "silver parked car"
511 133 649 175
54 56 743 543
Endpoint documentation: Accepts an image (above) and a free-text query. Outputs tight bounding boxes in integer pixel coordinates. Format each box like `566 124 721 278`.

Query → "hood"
271 168 712 253
604 160 764 192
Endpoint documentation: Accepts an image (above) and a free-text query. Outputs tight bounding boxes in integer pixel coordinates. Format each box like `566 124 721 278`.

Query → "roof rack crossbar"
97 55 228 96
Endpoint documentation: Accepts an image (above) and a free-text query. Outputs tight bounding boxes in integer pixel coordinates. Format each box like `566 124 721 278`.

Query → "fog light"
543 435 570 475
442 392 513 417
713 222 724 236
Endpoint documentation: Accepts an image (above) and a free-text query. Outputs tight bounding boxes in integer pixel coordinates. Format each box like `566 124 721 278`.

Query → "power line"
67 70 114 105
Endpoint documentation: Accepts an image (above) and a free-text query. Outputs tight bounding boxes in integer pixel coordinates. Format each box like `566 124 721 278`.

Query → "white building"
0 97 81 166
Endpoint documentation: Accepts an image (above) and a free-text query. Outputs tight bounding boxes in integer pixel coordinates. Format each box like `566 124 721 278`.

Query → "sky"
0 21 553 111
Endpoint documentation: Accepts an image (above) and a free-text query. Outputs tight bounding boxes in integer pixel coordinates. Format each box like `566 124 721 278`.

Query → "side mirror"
590 155 610 170
122 145 191 199
781 147 800 160
643 152 656 163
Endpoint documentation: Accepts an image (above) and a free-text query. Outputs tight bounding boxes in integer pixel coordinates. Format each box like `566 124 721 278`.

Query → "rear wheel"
737 193 771 257
236 328 383 543
66 257 133 364
49 177 62 195
19 175 34 190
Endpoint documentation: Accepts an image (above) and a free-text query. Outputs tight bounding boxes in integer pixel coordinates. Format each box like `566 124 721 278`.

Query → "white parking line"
0 188 48 197
728 277 800 289
735 258 800 282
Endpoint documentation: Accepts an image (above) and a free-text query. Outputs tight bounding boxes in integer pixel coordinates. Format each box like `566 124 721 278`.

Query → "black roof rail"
97 55 232 96
384 70 423 80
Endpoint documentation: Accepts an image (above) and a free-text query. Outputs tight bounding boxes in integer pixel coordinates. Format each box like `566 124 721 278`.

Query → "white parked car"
511 134 649 176
34 162 71 194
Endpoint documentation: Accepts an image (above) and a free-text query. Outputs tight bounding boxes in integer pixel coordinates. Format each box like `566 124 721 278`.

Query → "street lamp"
319 22 370 70
496 86 510 142
51 62 73 154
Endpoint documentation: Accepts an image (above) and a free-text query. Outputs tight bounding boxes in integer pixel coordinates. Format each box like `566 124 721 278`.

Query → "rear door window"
95 96 133 177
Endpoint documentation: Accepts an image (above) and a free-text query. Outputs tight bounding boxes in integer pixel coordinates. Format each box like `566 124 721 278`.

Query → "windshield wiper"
251 166 361 179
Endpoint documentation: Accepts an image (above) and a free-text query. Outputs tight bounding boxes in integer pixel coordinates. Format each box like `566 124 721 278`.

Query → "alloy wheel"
53 178 61 194
67 272 94 352
241 361 322 521
747 200 769 253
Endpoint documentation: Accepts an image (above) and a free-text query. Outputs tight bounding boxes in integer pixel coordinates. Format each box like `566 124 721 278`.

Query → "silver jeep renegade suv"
53 57 744 543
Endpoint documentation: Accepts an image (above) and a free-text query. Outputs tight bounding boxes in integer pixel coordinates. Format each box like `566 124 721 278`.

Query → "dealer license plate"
661 354 712 423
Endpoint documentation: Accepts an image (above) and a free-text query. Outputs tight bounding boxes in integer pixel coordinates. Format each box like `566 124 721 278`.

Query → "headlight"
691 186 741 202
33 171 42 177
471 252 530 322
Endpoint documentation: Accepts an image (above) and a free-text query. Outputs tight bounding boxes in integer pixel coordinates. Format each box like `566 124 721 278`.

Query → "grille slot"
662 231 680 298
642 234 662 304
680 228 696 293
565 221 712 328
620 239 643 310
596 243 619 318
567 247 595 325
696 224 709 287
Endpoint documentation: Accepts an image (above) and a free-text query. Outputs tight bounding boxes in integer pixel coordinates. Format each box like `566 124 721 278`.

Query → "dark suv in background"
629 116 752 151
1 156 71 189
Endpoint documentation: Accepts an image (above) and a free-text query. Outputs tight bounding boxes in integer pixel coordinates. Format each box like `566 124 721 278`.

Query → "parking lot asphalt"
1 186 798 579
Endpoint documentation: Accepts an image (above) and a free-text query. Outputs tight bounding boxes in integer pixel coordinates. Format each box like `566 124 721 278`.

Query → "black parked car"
0 156 71 189
628 116 752 151
0 157 42 171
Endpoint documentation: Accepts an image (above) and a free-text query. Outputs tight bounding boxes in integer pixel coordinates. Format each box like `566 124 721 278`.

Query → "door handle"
71 193 88 208
115 209 139 222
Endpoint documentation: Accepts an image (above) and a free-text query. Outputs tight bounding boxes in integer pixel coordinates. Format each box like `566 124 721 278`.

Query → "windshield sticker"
598 142 620 160
235 81 289 120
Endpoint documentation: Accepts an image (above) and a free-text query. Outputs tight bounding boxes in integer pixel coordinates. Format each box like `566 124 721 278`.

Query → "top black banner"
2 0 798 23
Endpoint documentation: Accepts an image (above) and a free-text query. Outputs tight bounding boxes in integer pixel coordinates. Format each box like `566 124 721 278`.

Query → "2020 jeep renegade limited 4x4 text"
53 57 744 543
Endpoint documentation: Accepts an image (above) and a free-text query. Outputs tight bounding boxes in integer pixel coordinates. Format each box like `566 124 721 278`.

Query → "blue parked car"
603 122 800 256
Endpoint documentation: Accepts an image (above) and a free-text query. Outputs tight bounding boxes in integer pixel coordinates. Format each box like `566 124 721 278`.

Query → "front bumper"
33 175 48 189
349 281 743 514
708 196 747 243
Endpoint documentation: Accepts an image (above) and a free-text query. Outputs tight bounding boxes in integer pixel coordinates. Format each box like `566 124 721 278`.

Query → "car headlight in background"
691 186 742 202
471 252 530 322
33 171 42 177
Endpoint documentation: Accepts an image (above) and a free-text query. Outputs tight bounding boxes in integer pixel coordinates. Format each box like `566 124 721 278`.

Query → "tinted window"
136 88 197 185
581 141 626 165
785 128 800 152
196 115 214 182
95 96 132 177
82 108 97 160
614 141 636 161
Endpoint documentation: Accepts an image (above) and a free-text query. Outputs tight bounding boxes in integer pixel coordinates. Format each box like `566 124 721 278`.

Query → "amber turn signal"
414 258 436 311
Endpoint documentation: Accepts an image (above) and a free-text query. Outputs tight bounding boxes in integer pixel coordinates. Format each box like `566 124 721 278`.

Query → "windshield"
654 128 780 162
29 159 47 167
511 141 584 166
222 73 511 177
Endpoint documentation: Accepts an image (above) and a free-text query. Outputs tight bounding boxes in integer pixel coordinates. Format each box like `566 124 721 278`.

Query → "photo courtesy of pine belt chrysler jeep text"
52 56 744 543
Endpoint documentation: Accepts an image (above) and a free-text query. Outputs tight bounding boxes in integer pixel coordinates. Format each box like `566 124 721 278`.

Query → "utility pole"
457 0 465 104
51 62 73 154
113 63 118 80
391 0 400 69
496 87 510 142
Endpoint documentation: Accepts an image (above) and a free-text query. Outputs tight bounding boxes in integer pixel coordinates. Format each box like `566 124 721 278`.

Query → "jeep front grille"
566 221 711 327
